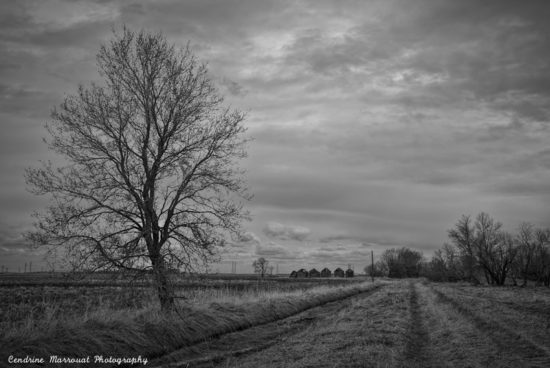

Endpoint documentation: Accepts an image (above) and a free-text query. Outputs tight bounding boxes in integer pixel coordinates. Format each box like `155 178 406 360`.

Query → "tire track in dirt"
432 286 550 368
402 281 434 368
151 283 385 368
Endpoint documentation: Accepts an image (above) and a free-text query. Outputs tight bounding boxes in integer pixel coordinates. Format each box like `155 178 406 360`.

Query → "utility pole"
30 262 32 273
24 263 27 273
371 250 374 282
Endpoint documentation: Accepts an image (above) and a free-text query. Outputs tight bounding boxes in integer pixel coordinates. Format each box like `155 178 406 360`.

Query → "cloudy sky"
1 0 549 273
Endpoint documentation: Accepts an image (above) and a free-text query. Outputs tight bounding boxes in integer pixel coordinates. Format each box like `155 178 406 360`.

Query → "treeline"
365 247 423 279
364 212 550 287
427 212 550 286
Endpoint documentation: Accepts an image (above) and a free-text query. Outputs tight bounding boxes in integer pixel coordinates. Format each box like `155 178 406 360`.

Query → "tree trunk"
151 255 175 311
484 269 491 284
155 270 175 311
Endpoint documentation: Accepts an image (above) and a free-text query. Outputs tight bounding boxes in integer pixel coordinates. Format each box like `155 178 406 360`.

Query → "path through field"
151 280 550 368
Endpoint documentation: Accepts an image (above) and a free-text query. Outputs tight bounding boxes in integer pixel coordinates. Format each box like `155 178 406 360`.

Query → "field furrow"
432 285 550 368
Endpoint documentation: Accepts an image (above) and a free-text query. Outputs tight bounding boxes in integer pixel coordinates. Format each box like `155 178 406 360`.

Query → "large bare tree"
25 29 250 310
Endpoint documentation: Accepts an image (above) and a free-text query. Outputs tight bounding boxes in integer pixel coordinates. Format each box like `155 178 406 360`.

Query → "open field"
1 275 550 367
150 281 550 368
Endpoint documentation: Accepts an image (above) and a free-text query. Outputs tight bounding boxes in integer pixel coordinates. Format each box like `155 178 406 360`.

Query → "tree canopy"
25 28 250 309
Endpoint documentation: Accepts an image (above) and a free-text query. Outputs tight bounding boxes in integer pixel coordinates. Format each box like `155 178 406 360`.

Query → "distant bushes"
365 247 423 279
364 212 550 286
425 212 550 286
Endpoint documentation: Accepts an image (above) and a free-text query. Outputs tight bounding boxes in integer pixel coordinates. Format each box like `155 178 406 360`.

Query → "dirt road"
151 280 550 368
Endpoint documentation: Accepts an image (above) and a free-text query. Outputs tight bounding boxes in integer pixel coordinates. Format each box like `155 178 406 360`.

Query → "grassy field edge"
1 281 382 365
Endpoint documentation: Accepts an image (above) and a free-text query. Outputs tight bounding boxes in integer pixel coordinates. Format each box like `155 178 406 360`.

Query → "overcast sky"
1 0 549 273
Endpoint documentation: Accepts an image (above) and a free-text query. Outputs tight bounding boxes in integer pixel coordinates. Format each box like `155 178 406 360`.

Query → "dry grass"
5 278 549 367
216 281 408 368
431 283 550 367
1 280 379 365
413 282 502 367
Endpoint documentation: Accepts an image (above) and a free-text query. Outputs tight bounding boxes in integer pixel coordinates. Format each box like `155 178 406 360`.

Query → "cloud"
218 77 247 97
255 241 300 259
238 231 261 244
263 222 311 241
0 225 32 256
1 0 550 272
0 83 57 116
318 235 374 247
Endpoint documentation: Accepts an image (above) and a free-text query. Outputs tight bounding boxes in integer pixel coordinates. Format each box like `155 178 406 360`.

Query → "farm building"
309 268 321 278
346 268 354 277
320 268 331 277
333 268 345 277
296 269 309 278
289 270 298 278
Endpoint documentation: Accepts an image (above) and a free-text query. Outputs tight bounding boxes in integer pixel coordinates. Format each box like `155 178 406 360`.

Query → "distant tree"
512 222 538 286
380 247 423 278
472 213 517 285
25 28 250 310
445 212 518 286
447 215 478 283
427 244 464 282
252 257 269 278
532 228 550 286
381 248 401 278
364 261 385 278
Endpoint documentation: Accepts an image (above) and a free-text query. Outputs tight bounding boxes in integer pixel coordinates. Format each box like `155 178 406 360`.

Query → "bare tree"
379 247 423 278
448 215 478 283
533 228 550 286
513 222 538 286
446 212 518 286
472 212 517 286
252 257 269 278
25 28 250 310
428 243 466 281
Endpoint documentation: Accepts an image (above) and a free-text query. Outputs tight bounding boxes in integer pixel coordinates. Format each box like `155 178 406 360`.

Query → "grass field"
1 274 549 367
